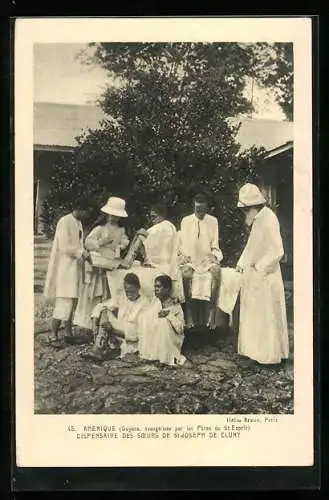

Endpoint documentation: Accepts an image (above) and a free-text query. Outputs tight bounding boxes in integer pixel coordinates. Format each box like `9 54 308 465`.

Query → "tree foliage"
250 42 293 120
41 42 291 264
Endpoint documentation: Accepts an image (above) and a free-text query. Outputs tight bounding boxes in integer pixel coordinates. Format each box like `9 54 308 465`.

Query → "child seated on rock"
139 275 187 367
81 273 148 362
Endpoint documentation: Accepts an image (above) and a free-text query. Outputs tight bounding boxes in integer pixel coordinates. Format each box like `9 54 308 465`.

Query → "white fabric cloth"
74 292 102 330
143 220 179 279
139 298 186 366
53 297 74 321
190 267 242 313
179 214 223 273
91 294 148 358
73 223 128 329
218 268 242 315
191 271 212 301
84 223 129 260
237 206 289 364
44 213 84 299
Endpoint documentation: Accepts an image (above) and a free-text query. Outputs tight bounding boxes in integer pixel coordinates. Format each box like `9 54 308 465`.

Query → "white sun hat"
237 183 266 208
101 197 128 218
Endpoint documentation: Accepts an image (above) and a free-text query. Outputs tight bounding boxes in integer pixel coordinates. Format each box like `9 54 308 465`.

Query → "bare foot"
207 309 217 330
80 350 105 362
44 336 65 349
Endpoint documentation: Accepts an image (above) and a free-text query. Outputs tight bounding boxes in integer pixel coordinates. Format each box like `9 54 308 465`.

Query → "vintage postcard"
15 17 314 468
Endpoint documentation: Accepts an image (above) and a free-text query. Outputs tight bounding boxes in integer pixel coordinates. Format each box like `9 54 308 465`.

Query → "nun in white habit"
236 183 289 365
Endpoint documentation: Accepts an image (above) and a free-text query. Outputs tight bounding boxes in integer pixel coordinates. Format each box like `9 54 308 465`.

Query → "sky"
34 43 286 120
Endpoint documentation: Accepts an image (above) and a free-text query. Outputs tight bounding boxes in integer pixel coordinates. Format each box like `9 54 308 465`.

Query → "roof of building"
34 102 293 154
34 102 106 150
232 117 293 153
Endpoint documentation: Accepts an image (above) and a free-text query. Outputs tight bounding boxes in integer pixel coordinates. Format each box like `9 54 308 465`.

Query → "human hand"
108 305 119 314
179 254 191 266
137 228 148 238
251 263 267 276
82 249 90 260
98 236 114 247
208 253 218 265
158 309 169 318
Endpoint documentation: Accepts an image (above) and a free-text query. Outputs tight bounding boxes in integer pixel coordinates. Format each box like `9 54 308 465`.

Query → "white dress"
44 213 84 299
237 207 289 364
144 220 179 277
143 220 184 302
139 298 186 366
73 223 129 329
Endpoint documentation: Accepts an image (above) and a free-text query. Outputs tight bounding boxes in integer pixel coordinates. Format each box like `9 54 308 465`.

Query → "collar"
193 213 207 223
71 213 81 225
161 297 173 308
254 206 266 221
128 294 140 302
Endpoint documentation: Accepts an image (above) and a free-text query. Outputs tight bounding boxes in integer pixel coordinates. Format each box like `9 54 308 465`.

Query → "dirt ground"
34 318 294 415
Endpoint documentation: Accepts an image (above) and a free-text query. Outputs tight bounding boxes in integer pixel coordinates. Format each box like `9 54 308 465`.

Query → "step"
34 272 47 280
33 252 50 260
34 243 52 251
34 234 49 241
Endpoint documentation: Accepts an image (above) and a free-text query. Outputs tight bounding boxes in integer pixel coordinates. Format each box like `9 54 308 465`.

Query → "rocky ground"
34 319 294 415
34 237 294 415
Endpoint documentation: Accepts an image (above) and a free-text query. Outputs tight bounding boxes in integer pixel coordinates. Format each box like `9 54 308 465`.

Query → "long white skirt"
139 306 185 366
73 283 102 330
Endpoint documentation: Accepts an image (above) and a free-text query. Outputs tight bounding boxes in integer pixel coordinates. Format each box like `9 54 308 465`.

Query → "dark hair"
89 213 108 232
150 203 167 219
244 203 266 211
124 273 141 289
155 274 173 292
193 193 208 205
73 196 91 211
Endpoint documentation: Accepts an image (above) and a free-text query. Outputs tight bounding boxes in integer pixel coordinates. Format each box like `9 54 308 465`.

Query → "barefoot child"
139 275 186 366
81 273 147 361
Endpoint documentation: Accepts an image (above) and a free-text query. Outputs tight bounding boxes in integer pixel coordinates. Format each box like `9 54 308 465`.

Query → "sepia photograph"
33 40 294 415
15 17 313 469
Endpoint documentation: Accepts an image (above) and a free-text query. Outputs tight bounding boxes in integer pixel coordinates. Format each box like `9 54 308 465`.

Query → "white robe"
73 223 129 329
237 206 289 364
99 295 148 358
139 298 186 366
143 220 179 279
44 213 84 299
179 213 223 273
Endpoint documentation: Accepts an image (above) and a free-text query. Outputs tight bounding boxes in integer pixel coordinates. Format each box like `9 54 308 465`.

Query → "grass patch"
34 294 54 333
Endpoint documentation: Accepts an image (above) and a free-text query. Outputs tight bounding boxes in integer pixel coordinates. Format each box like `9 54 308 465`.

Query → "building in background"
235 118 293 279
33 102 106 233
33 103 293 277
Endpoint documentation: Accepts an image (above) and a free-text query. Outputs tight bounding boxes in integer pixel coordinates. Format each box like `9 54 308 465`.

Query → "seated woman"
139 275 187 367
81 273 148 362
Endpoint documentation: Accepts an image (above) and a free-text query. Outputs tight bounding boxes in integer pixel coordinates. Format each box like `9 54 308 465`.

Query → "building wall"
34 148 73 233
258 148 293 281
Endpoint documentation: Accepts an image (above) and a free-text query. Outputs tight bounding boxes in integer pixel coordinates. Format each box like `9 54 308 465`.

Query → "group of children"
81 272 187 367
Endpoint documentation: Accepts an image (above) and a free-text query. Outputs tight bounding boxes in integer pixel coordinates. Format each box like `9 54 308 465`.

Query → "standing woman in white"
236 184 289 365
43 199 91 348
